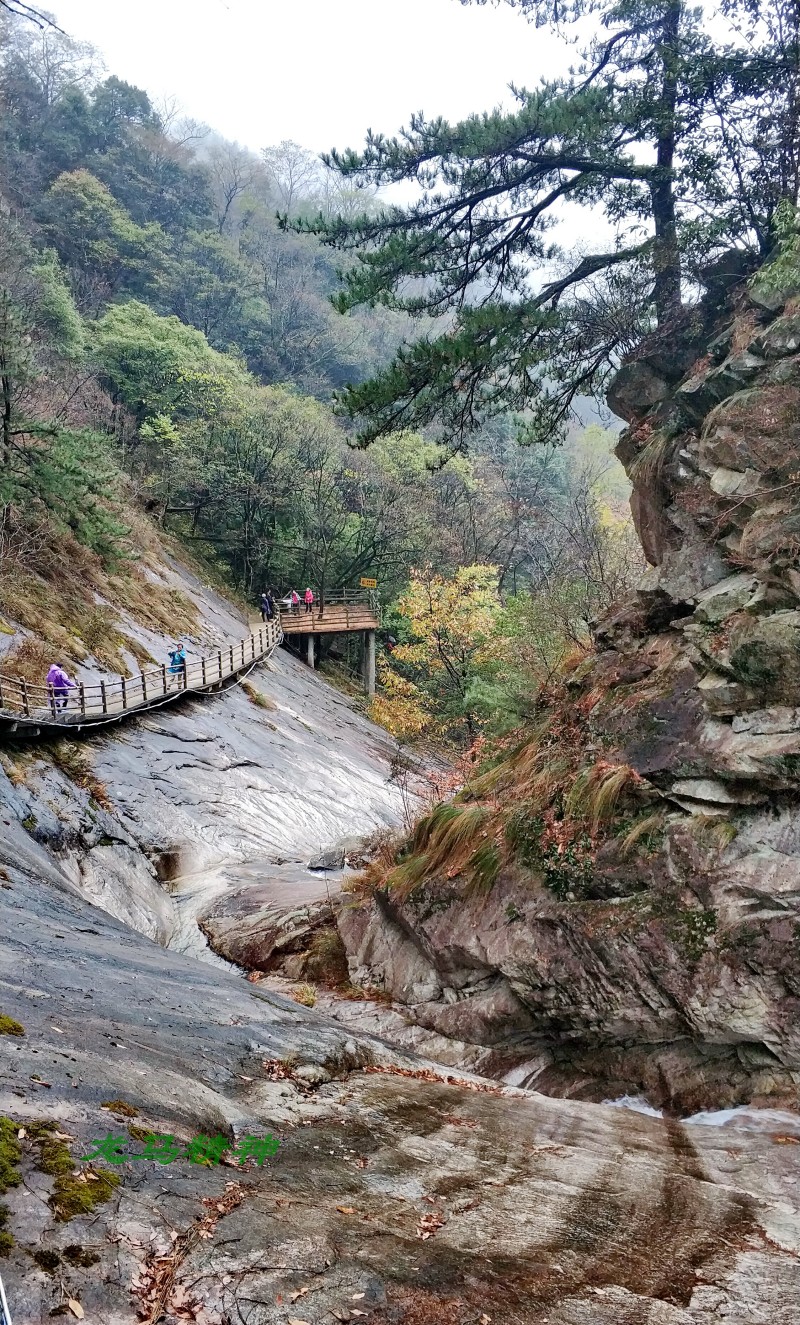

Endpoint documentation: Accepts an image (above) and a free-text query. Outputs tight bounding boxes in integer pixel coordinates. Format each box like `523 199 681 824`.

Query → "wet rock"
700 384 800 479
200 884 334 972
308 835 366 871
5 777 799 1323
728 610 800 702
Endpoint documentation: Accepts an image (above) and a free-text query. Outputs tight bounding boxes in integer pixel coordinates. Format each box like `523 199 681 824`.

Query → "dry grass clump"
0 506 199 679
565 761 643 833
50 741 113 812
242 681 277 710
357 691 659 906
0 637 54 690
288 983 316 1007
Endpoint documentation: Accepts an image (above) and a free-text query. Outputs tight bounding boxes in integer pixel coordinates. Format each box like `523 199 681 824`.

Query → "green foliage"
310 0 799 447
29 249 83 355
0 1014 24 1036
505 808 595 901
91 299 248 421
750 200 800 302
40 169 166 295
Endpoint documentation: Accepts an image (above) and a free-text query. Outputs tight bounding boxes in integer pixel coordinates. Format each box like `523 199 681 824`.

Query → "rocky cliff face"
337 272 800 1114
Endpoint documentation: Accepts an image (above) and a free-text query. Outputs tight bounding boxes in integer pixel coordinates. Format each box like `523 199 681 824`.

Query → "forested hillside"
0 11 638 742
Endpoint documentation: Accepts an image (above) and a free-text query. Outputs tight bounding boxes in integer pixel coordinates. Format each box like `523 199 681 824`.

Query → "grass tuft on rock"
242 681 276 710
101 1099 138 1118
50 742 113 812
304 926 350 987
0 1014 24 1036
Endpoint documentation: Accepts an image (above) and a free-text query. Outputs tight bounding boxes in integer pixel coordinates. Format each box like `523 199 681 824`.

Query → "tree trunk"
651 0 683 322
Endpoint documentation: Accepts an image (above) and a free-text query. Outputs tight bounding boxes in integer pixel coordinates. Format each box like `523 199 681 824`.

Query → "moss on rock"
101 1099 138 1118
27 1122 120 1222
0 1116 22 1255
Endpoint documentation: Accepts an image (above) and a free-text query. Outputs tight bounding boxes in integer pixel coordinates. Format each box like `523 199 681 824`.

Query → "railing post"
241 640 246 667
0 677 4 710
19 677 29 718
251 635 256 660
259 628 264 654
142 671 148 702
100 680 108 714
218 650 223 680
229 645 234 674
121 676 127 711
201 657 207 686
183 658 189 689
161 664 168 695
79 682 86 717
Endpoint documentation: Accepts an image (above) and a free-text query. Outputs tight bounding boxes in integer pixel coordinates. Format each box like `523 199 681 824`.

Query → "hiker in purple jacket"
46 662 76 711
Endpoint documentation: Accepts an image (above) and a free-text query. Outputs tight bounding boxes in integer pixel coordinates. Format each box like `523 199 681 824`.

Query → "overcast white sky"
44 0 572 156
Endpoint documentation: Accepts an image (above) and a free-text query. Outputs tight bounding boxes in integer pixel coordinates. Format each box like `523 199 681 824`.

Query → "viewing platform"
278 592 379 694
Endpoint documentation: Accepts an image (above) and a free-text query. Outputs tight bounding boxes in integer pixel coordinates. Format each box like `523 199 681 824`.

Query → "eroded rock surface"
1 827 799 1323
2 639 413 961
338 274 800 1114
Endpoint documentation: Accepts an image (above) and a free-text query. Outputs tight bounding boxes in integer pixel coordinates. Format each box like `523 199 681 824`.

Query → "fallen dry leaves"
362 1064 504 1095
416 1210 445 1240
131 1182 246 1323
67 1301 84 1320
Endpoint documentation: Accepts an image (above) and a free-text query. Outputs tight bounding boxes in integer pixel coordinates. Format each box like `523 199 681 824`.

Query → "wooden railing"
0 618 282 727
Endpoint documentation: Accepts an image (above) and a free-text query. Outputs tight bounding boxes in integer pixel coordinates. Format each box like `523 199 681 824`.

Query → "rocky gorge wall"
2 689 800 1323
336 269 800 1115
1 444 800 1321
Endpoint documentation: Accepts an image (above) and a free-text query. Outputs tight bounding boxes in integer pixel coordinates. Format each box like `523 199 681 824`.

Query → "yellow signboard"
360 576 377 589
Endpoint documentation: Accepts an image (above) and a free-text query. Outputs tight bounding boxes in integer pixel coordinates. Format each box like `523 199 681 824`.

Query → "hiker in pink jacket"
46 662 76 711
290 589 300 615
304 587 314 614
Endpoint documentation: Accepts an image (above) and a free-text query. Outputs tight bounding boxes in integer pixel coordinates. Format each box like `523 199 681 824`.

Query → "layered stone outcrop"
338 273 800 1112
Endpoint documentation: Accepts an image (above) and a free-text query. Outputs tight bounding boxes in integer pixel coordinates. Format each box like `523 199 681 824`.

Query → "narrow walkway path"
0 619 282 735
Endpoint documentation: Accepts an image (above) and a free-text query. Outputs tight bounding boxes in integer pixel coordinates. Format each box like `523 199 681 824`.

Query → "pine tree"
309 0 799 448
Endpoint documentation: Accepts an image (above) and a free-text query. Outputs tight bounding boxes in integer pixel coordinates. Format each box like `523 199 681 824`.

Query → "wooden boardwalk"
0 619 282 736
280 603 379 636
